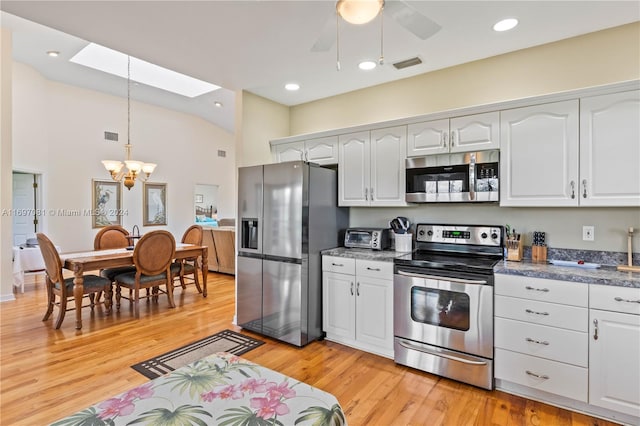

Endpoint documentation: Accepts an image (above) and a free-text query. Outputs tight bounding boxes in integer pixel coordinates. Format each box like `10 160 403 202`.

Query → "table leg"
73 268 85 330
201 247 208 297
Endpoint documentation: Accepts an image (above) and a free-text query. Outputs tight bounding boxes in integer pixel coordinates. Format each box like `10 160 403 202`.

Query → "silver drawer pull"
525 286 549 292
331 262 344 267
366 267 381 271
614 297 640 304
525 337 549 346
526 370 549 380
525 309 549 316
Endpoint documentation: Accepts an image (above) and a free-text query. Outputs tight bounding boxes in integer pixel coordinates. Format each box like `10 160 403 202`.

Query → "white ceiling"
1 1 638 134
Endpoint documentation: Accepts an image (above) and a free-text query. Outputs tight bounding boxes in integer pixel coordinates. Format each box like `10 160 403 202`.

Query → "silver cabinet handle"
525 309 549 316
366 267 380 271
526 370 549 380
582 179 587 198
525 286 549 292
356 282 360 296
365 187 368 201
614 296 640 304
370 187 374 199
525 337 549 346
593 318 598 340
442 132 448 148
350 282 354 296
450 130 456 146
304 151 308 161
570 181 575 199
331 262 344 267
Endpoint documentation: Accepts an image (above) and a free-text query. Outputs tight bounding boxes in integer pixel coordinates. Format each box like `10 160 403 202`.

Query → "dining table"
60 243 208 330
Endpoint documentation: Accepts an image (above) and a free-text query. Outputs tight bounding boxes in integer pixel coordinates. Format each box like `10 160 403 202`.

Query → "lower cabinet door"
323 271 356 340
495 348 588 402
589 309 640 418
355 276 394 356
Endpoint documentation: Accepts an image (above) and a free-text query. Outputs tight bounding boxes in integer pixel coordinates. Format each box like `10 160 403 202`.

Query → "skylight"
70 43 220 98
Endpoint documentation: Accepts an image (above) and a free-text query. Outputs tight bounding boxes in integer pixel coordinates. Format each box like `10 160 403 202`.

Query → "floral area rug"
131 329 264 379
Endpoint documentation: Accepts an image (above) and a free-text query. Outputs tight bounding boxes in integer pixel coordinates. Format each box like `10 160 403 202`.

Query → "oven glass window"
410 287 470 331
348 232 371 245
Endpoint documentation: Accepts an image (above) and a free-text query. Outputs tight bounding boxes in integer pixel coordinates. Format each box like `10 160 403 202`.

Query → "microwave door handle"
469 156 476 201
397 270 487 285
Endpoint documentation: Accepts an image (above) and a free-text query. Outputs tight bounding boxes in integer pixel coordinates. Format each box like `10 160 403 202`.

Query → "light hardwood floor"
1 272 620 426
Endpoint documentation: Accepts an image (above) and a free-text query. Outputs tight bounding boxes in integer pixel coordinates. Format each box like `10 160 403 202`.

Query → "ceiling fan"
311 0 442 53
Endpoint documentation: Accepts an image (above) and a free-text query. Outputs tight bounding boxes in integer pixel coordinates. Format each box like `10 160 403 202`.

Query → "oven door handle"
397 339 488 366
397 270 487 285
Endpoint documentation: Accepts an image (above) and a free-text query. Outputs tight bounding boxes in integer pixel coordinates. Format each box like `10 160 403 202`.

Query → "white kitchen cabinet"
500 100 580 206
322 256 394 358
501 90 640 207
580 90 640 207
273 136 339 165
589 285 640 418
338 127 406 207
494 274 589 402
407 111 500 157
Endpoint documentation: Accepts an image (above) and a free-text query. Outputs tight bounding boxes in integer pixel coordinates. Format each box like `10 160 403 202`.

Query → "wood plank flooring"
1 272 621 425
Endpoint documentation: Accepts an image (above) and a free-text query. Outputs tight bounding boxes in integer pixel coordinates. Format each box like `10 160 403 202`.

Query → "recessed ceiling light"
285 83 300 91
493 18 518 32
358 61 377 71
47 51 60 57
70 43 220 98
214 101 223 108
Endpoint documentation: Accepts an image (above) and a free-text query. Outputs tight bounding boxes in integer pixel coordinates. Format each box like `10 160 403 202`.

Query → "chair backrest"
182 225 203 246
133 230 176 276
94 225 130 250
36 233 63 285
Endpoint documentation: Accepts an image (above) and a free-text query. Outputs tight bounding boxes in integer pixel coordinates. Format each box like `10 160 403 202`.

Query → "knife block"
531 245 547 263
506 239 523 261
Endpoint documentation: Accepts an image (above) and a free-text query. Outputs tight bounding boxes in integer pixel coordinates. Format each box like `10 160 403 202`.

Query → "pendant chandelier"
102 56 156 190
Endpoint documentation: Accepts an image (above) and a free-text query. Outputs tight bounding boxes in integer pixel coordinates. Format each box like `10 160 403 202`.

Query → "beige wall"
290 22 640 135
1 29 14 301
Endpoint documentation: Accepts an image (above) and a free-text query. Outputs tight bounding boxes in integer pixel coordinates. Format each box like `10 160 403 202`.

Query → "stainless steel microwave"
405 150 499 203
344 228 391 250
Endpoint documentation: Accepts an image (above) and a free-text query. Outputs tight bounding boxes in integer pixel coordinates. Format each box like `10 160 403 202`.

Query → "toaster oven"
344 228 391 250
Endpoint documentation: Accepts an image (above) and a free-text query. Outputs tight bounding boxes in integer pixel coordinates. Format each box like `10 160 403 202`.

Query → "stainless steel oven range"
393 223 504 390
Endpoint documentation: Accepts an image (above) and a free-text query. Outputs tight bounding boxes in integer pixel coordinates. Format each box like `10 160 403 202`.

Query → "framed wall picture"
143 182 167 226
92 179 122 228
195 194 203 203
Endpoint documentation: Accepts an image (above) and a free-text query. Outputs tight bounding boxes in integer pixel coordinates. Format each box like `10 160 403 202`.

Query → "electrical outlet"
583 225 595 241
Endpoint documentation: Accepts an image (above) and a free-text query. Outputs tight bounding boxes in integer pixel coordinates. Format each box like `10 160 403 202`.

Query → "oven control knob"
427 230 433 237
491 232 498 239
481 232 488 239
418 230 425 236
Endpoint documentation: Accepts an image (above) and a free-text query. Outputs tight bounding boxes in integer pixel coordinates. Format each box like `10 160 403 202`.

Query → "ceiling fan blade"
311 16 336 52
384 0 442 40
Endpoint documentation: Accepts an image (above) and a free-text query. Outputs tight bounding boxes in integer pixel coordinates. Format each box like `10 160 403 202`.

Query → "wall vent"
393 57 422 70
218 150 226 158
104 131 119 142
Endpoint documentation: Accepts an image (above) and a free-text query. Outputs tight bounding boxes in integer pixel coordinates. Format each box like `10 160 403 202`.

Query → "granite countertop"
322 247 640 288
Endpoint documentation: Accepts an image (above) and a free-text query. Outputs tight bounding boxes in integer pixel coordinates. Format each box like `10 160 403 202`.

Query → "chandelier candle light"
102 56 156 190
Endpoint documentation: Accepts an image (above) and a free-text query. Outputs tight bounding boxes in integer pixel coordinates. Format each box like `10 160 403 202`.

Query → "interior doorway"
12 171 41 246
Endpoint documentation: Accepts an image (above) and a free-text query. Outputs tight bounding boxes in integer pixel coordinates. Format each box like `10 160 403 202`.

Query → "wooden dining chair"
94 225 137 303
37 233 112 329
170 225 203 293
114 230 176 318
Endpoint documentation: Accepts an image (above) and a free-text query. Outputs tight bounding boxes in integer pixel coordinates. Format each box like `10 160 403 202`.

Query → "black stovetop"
394 250 502 275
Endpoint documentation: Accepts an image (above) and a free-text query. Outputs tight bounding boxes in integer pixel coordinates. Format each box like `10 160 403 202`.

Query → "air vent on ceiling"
393 57 422 70
104 131 119 142
218 150 226 158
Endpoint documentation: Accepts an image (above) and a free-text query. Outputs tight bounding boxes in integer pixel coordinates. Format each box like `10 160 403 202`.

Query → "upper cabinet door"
306 136 339 165
500 100 579 207
450 112 500 153
370 126 407 206
339 131 370 207
407 119 449 156
580 90 640 207
273 142 305 163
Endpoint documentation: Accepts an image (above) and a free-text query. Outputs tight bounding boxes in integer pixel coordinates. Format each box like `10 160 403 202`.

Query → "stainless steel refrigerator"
236 161 348 346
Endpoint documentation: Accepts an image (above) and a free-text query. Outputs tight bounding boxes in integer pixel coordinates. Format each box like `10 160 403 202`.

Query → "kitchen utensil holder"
506 239 523 261
395 233 413 252
531 245 547 263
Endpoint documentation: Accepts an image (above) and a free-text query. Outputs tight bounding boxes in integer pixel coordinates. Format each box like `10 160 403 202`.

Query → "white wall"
11 61 236 254
1 29 14 301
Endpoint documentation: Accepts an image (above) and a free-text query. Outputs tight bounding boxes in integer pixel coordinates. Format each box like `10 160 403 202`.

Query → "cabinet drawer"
495 317 588 367
322 256 355 275
356 260 393 280
495 348 588 402
495 274 588 307
495 295 588 332
590 284 640 315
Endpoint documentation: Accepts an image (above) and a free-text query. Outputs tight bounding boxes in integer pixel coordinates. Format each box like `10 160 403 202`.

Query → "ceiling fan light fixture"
336 0 384 25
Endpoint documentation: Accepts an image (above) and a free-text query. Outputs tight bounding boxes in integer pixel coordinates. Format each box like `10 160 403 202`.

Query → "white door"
338 131 370 206
589 309 640 417
12 173 37 246
450 111 500 153
355 276 394 354
323 272 356 340
370 126 407 206
306 136 338 165
407 119 449 156
500 100 579 206
580 90 640 207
